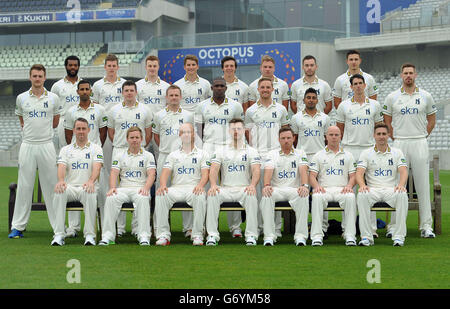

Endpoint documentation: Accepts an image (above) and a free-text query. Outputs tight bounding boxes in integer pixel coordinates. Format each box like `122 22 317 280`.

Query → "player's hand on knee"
244 185 256 196
341 185 353 194
83 180 95 194
313 186 326 194
394 185 406 193
139 187 150 196
156 186 168 196
193 185 205 195
107 188 117 196
358 185 370 193
297 186 309 197
208 185 220 196
54 181 67 194
262 185 273 197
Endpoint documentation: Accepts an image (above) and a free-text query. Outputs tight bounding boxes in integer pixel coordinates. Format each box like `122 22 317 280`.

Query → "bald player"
154 123 210 246
383 63 437 238
309 126 357 246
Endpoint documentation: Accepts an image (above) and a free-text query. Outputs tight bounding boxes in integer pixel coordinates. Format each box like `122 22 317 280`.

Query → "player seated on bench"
154 123 210 246
356 122 409 247
51 118 103 246
99 126 156 246
259 127 310 246
205 119 261 246
309 126 357 247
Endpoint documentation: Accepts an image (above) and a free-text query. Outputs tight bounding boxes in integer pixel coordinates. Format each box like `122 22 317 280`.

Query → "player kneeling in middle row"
260 127 310 246
154 123 210 246
99 127 156 246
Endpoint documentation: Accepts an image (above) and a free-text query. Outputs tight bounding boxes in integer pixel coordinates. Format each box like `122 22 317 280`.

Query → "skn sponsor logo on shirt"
351 117 370 125
400 107 419 115
165 128 180 136
228 164 245 172
125 170 143 177
121 121 138 130
304 129 321 137
374 168 393 177
177 166 195 174
144 97 161 105
208 117 227 125
71 161 89 169
278 170 296 179
326 167 343 176
65 95 79 103
184 97 201 105
258 120 276 128
105 95 122 104
28 110 48 118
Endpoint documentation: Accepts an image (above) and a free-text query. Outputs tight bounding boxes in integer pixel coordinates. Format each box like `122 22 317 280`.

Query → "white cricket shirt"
247 75 290 104
173 75 212 113
333 70 378 100
290 110 330 156
50 76 81 117
112 148 156 188
264 148 309 188
92 76 126 113
225 77 249 105
136 76 170 115
290 76 332 112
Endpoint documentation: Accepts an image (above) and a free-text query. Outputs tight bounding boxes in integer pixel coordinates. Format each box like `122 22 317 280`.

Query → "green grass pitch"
0 167 449 289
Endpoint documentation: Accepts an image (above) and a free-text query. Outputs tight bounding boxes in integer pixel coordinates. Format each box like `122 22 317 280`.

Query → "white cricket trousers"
344 145 377 233
53 185 97 238
206 187 258 241
156 151 193 233
203 142 242 232
260 187 309 242
155 186 206 241
256 152 282 234
102 187 151 242
357 187 408 242
307 153 329 232
393 138 432 231
311 187 357 241
12 142 57 231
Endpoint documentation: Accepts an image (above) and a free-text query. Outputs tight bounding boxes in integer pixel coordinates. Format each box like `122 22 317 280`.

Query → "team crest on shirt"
179 119 184 124
388 159 393 165
317 121 322 127
85 153 90 159
272 112 277 118
274 89 279 95
416 98 420 105
157 89 162 95
198 88 202 95
117 88 122 94
139 160 144 167
44 102 48 108
291 161 296 168
91 114 95 120
235 90 240 96
192 158 197 164
242 154 247 161
366 108 371 115
136 113 140 120
340 159 344 165
224 109 229 116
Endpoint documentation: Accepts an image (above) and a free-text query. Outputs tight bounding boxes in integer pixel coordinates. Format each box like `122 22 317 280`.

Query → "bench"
7 155 442 235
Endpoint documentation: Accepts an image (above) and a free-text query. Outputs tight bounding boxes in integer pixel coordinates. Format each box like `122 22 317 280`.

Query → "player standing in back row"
383 63 437 238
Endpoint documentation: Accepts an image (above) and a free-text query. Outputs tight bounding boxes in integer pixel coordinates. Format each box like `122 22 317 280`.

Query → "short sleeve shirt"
173 75 212 113
244 101 290 154
225 77 249 105
335 97 383 146
111 148 156 188
309 147 356 188
64 103 108 146
247 76 290 104
264 148 309 188
92 77 126 113
382 87 436 139
57 141 104 186
290 76 332 112
195 97 244 145
15 88 63 144
357 145 407 188
152 107 194 154
136 76 170 115
333 70 378 100
50 77 81 117
211 144 261 187
163 147 211 186
290 111 331 156
107 102 153 148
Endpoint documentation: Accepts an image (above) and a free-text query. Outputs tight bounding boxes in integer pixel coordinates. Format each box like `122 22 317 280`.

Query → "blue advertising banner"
96 9 136 20
360 0 418 34
55 11 95 21
158 42 301 86
0 13 53 24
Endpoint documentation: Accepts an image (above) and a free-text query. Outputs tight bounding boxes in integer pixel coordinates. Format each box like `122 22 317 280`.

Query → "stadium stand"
382 0 450 32
0 99 21 151
0 42 105 68
0 0 142 12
